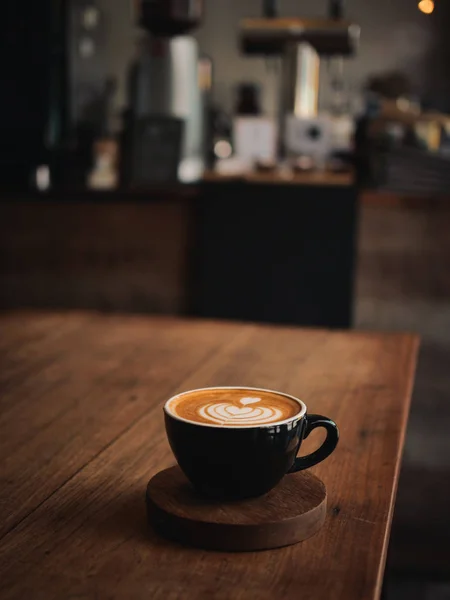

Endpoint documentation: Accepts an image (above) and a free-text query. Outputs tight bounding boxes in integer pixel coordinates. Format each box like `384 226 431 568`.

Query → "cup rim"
164 386 307 429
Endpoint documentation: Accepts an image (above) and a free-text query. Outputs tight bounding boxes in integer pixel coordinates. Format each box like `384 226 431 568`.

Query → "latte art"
167 388 302 427
199 398 283 425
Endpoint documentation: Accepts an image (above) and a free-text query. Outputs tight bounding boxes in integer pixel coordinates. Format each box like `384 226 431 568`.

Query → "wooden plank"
0 312 244 538
0 201 191 313
203 169 354 187
0 312 96 399
0 314 418 600
361 190 450 209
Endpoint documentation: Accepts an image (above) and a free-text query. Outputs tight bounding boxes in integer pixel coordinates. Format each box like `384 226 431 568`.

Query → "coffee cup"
164 386 339 500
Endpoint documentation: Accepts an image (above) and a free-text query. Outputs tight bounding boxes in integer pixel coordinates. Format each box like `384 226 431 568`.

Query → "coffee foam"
166 387 303 427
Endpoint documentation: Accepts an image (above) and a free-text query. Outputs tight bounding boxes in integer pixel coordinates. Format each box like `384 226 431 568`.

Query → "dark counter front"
192 179 358 329
0 178 358 329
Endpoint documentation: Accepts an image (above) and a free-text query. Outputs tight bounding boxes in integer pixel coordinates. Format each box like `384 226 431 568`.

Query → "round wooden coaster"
146 466 327 551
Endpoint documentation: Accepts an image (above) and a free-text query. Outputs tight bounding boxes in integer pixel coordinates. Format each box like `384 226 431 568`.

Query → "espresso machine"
239 0 360 164
125 0 205 184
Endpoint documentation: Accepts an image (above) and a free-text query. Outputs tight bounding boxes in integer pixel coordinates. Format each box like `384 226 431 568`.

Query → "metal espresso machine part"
240 0 360 165
125 0 205 184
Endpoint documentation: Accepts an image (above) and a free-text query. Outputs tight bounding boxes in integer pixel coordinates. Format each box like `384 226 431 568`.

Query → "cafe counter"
0 172 357 329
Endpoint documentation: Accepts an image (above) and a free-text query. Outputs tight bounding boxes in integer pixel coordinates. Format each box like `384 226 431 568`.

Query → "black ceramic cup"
164 386 339 500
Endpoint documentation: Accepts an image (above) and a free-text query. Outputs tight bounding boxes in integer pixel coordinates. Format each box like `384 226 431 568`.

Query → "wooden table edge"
375 333 420 598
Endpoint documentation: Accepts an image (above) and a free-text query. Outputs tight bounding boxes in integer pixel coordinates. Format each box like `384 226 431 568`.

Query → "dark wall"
0 0 68 184
422 1 450 111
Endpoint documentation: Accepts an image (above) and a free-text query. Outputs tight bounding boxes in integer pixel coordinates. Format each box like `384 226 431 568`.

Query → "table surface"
0 311 419 600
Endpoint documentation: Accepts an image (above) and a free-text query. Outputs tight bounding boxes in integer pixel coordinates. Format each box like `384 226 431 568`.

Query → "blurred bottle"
235 83 262 116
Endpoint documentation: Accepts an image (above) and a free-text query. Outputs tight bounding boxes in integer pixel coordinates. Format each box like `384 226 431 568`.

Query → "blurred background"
1 0 450 597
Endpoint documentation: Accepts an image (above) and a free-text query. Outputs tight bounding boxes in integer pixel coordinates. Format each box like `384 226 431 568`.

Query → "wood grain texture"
0 201 190 313
147 466 327 551
203 169 354 187
0 311 419 599
0 311 243 537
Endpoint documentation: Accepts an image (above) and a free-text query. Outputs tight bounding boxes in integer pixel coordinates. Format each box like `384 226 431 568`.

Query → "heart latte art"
167 388 302 427
199 397 283 425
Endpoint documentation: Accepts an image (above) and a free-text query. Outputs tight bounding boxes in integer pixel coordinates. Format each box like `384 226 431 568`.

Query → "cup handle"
288 414 339 473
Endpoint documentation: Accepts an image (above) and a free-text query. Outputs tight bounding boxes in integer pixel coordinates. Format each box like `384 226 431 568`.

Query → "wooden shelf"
203 169 355 187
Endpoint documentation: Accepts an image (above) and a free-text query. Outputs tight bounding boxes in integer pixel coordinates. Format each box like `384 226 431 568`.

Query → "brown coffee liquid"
167 388 302 427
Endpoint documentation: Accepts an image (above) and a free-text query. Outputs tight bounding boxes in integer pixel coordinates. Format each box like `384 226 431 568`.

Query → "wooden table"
0 311 419 599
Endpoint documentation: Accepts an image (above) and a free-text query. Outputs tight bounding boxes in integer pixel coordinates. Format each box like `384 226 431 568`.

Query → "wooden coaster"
146 466 327 551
